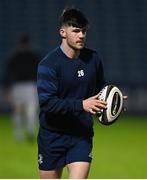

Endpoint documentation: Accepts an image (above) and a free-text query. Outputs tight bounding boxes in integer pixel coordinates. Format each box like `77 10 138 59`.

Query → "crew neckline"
59 46 80 61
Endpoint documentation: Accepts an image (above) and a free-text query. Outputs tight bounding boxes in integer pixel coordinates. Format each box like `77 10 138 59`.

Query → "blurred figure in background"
4 33 40 142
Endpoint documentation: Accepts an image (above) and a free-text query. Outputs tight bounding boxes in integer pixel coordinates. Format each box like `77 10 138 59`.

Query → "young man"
37 8 107 179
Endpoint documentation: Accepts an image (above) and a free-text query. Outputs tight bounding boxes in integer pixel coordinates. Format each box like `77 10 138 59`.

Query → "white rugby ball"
96 85 123 125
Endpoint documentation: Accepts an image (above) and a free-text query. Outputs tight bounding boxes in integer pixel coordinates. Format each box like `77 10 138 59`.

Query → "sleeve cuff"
74 100 83 111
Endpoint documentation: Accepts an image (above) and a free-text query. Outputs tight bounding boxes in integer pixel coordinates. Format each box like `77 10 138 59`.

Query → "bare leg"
39 168 63 179
12 103 23 141
25 101 37 138
67 162 91 179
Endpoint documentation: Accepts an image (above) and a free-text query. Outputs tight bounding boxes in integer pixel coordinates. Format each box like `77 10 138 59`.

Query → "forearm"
39 96 83 114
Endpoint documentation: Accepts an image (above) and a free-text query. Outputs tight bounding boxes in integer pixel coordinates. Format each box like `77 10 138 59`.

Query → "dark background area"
0 0 147 114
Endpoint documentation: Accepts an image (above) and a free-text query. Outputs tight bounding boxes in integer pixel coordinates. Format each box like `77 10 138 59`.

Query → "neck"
61 42 80 59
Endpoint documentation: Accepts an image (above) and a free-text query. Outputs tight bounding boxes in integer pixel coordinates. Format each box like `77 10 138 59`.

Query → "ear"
59 28 66 38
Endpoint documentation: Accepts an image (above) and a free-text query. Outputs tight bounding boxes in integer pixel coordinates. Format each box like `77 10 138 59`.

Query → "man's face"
60 26 87 50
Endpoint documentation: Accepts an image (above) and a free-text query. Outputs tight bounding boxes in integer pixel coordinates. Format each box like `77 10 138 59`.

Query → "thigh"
66 136 93 178
67 162 91 179
39 168 63 179
25 100 37 122
37 128 69 171
66 136 93 164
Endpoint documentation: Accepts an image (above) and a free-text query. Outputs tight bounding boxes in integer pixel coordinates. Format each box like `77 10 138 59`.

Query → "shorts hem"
39 164 66 171
66 159 92 165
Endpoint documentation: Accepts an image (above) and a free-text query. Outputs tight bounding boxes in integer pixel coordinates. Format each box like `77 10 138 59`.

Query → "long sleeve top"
37 47 105 137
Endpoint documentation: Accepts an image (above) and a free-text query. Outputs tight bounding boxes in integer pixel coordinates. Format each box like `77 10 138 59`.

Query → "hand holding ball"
96 85 123 125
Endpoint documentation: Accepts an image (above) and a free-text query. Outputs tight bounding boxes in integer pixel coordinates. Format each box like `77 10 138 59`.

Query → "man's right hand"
83 94 107 115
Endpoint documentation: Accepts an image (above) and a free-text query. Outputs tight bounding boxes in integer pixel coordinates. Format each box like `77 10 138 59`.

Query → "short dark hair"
59 8 89 29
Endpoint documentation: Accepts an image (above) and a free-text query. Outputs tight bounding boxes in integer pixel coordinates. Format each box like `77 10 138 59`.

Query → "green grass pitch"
0 115 147 178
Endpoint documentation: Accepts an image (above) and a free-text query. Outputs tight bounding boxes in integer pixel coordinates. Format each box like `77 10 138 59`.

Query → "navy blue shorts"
37 127 93 170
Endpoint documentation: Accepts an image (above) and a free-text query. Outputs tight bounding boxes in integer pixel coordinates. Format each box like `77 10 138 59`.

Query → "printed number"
78 70 84 77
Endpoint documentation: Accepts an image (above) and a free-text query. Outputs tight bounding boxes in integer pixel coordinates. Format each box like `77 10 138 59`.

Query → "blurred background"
0 0 147 179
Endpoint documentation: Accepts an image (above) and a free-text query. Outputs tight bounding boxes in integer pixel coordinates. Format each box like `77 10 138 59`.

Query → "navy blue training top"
37 47 105 137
